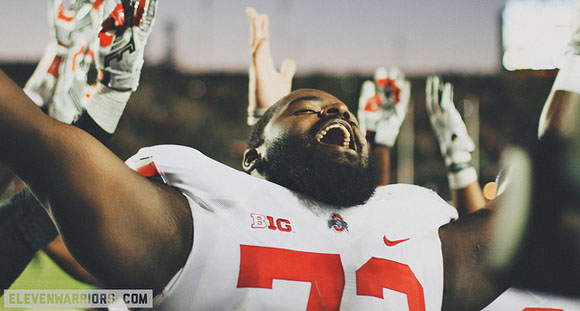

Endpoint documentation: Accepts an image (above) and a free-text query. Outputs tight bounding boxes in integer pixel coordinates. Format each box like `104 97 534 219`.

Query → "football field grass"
1 252 93 311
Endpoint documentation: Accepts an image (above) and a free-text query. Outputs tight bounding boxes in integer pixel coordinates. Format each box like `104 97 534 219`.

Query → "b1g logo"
250 213 292 232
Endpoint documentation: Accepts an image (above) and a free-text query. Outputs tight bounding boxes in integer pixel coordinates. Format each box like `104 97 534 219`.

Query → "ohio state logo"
327 214 348 232
250 213 292 232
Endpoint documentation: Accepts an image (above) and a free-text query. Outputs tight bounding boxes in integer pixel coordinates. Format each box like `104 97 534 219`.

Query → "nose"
319 103 352 121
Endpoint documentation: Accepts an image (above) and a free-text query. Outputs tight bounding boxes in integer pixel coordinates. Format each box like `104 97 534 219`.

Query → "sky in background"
0 0 510 75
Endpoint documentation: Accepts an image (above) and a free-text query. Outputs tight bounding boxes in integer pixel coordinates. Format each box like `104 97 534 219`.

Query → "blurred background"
0 0 574 200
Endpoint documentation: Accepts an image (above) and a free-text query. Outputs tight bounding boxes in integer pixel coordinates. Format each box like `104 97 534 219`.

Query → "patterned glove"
95 0 157 92
425 75 477 189
23 42 60 108
49 0 112 123
86 0 157 134
24 0 104 110
358 67 410 147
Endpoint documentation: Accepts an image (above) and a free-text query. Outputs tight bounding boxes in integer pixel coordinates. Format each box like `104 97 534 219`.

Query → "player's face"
264 89 369 165
257 89 377 207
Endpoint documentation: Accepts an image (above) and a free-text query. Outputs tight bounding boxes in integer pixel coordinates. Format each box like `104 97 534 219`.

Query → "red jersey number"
237 245 425 311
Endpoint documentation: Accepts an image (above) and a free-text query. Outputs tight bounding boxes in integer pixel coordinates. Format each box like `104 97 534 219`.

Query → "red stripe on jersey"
135 161 161 178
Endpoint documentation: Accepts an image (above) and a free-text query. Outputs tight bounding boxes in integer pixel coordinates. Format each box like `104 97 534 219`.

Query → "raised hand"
85 0 158 134
358 66 411 147
96 0 157 92
246 7 296 125
24 0 107 112
425 75 476 189
49 0 113 123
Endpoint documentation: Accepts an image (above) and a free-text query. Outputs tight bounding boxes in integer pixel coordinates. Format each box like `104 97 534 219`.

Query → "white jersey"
483 288 580 311
126 145 458 311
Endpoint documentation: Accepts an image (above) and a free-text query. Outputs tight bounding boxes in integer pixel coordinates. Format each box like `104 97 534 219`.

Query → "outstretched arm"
0 69 192 292
44 236 101 286
439 2 580 307
0 0 192 293
439 202 508 311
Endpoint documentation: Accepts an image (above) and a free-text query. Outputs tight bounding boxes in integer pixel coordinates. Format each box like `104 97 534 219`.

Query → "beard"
257 134 378 207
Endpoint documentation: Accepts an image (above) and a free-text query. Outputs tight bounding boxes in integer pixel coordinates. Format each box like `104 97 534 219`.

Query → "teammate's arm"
246 7 296 126
538 0 580 141
538 81 580 140
358 67 410 185
425 76 485 215
439 2 580 306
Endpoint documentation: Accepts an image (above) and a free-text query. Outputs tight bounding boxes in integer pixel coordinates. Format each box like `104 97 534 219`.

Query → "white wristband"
553 54 580 94
247 116 260 126
373 122 400 148
447 167 477 190
247 108 268 126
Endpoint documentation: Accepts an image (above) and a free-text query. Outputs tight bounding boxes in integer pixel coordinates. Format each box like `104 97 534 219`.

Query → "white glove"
24 0 102 110
358 67 410 147
86 0 157 134
51 0 107 51
24 0 109 122
23 42 60 108
425 75 476 189
50 0 112 123
95 0 157 92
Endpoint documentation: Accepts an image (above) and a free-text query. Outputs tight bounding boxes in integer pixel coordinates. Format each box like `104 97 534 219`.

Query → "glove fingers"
358 80 375 134
427 75 442 116
386 66 403 81
137 0 156 31
374 67 387 83
425 76 434 114
441 82 454 110
359 80 375 107
396 80 411 115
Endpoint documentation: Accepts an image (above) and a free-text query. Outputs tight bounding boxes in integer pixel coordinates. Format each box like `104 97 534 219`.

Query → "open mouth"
315 122 357 151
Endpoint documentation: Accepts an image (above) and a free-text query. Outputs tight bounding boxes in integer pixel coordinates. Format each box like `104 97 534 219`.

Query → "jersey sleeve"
125 144 267 212
374 184 458 229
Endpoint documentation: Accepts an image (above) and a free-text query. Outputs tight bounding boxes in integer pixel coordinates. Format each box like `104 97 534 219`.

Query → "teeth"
317 123 352 148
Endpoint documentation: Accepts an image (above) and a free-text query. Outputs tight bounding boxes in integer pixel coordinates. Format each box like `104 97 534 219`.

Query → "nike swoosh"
383 235 410 247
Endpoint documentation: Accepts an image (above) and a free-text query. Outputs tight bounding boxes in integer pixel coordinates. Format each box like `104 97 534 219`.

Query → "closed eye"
293 109 319 115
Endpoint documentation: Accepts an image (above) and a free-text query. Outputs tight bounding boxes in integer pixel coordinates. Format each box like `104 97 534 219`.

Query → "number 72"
237 245 425 311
